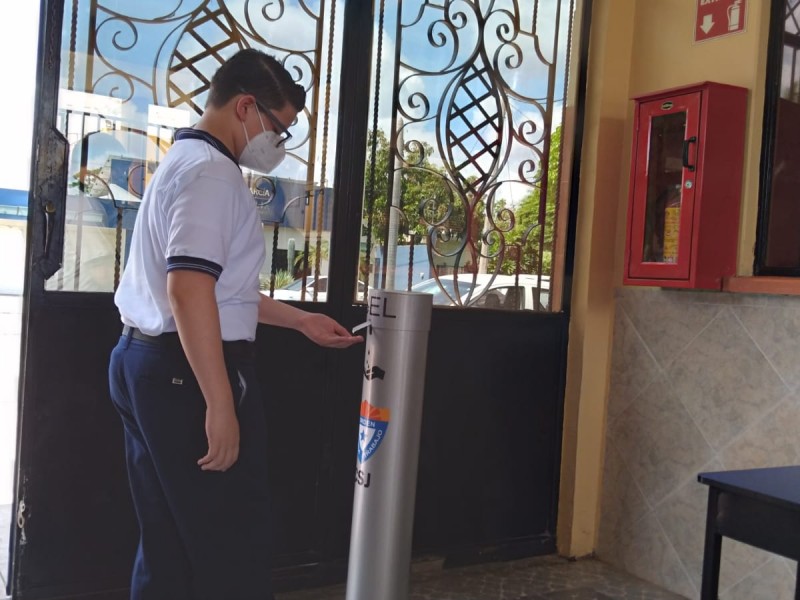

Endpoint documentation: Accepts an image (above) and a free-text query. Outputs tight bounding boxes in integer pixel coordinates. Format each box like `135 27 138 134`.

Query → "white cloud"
222 0 324 58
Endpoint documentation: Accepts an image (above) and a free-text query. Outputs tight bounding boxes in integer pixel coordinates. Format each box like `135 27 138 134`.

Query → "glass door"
10 0 350 597
44 0 345 298
356 0 576 312
10 0 590 595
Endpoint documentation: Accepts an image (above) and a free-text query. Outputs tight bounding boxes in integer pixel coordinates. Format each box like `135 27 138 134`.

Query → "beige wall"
560 0 777 568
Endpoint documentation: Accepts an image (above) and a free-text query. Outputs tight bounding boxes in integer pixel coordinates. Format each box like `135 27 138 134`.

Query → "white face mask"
239 110 286 173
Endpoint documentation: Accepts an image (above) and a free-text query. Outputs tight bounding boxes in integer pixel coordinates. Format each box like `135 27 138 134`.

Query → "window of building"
44 0 584 310
756 0 800 274
356 0 580 311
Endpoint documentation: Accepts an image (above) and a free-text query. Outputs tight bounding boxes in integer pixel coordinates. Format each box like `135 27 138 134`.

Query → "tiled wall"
597 287 800 599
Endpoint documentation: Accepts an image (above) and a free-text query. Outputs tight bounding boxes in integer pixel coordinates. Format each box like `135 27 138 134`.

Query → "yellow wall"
559 0 772 557
621 0 771 279
558 0 636 557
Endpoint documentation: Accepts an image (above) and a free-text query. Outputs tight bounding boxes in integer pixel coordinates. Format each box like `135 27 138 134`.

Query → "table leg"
700 489 722 600
795 561 800 600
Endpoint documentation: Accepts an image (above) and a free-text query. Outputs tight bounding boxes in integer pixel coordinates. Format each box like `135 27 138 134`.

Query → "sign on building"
695 0 746 43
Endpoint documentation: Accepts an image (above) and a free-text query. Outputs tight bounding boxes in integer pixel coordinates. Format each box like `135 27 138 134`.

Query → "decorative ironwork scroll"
53 0 339 295
362 0 575 310
86 0 328 176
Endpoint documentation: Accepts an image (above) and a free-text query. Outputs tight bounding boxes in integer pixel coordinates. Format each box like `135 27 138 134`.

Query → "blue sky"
0 0 572 204
0 3 40 190
371 0 573 206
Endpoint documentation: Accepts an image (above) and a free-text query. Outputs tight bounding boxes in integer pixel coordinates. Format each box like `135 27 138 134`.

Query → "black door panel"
12 297 136 599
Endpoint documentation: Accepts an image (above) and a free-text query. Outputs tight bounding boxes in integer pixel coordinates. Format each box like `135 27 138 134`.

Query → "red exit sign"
695 0 746 43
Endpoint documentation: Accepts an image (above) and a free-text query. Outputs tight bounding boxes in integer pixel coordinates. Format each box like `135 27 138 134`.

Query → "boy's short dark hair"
207 49 306 112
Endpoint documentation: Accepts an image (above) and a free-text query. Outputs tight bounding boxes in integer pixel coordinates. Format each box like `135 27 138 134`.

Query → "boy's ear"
234 95 253 122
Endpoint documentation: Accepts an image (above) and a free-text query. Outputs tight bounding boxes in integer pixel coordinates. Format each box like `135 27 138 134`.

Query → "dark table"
698 466 800 599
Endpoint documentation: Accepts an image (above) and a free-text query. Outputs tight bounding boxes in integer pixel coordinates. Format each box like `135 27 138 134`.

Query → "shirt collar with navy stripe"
174 127 239 168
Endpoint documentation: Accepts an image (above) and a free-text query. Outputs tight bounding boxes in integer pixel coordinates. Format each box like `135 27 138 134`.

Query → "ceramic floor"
0 547 686 600
277 555 687 600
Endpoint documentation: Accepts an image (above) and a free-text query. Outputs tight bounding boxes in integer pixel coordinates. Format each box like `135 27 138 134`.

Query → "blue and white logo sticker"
358 400 390 463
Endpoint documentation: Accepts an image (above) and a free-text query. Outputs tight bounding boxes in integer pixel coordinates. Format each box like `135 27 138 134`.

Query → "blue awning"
0 188 29 220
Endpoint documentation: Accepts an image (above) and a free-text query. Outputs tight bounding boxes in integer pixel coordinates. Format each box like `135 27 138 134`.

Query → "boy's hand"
298 312 364 348
198 402 240 471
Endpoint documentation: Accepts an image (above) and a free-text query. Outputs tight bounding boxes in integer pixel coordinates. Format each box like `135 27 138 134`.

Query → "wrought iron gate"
8 0 587 597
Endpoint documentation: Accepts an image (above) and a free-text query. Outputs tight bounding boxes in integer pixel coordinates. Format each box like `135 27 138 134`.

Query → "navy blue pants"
109 330 275 600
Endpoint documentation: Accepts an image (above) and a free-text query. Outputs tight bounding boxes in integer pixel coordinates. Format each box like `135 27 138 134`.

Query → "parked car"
411 273 550 311
272 276 366 302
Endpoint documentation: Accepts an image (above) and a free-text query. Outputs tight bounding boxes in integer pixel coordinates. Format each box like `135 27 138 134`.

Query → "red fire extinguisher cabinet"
623 82 747 289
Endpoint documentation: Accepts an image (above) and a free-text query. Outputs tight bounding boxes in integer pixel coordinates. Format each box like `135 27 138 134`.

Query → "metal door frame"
8 0 593 596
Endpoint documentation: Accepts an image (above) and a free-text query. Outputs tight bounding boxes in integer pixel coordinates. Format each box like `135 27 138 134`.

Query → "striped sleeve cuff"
166 255 223 280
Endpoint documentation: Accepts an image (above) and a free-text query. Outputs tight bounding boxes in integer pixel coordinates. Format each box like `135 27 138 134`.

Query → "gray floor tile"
276 555 687 600
543 590 616 600
0 504 687 600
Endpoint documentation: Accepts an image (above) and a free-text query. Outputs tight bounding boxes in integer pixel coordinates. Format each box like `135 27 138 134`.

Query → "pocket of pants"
232 368 247 410
223 363 249 413
131 343 198 390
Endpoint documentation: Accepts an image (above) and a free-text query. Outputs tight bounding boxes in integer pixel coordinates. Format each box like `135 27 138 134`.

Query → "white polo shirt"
115 129 266 341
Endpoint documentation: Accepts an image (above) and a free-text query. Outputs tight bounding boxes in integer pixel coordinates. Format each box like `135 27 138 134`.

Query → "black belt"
123 325 177 344
122 325 255 361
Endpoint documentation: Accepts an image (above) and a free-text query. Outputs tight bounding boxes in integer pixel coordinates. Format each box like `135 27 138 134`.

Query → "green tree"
293 240 329 276
363 129 559 277
363 129 457 245
502 125 562 275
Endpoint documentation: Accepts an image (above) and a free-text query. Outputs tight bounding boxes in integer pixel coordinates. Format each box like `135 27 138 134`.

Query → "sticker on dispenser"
358 400 390 463
364 363 386 381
